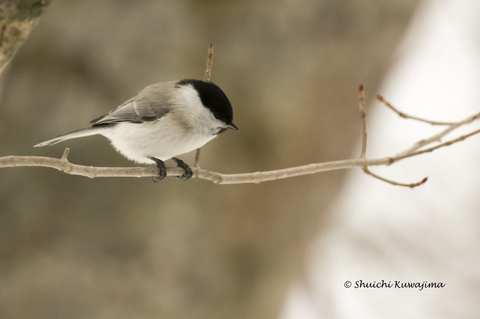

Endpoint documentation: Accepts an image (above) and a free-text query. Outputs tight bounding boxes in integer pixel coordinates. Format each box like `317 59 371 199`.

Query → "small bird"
34 79 238 181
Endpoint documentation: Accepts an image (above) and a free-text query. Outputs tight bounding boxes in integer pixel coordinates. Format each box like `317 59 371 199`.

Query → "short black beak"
228 123 239 131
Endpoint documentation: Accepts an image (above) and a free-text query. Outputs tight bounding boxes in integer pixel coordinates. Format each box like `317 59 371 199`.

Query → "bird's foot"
148 156 167 183
171 157 193 181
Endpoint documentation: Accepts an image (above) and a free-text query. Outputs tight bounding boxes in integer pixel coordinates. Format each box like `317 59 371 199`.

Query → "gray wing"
90 81 176 126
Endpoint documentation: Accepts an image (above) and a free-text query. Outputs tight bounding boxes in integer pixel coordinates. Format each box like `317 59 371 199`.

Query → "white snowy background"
282 0 480 318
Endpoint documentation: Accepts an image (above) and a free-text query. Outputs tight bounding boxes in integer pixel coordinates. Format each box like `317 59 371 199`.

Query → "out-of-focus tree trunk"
0 0 51 72
0 1 420 319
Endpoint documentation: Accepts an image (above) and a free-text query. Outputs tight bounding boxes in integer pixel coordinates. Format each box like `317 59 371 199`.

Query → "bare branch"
61 147 70 161
362 167 428 188
393 128 480 163
395 110 480 157
376 94 457 125
358 85 367 159
0 152 389 184
357 86 425 188
203 43 214 83
194 147 202 169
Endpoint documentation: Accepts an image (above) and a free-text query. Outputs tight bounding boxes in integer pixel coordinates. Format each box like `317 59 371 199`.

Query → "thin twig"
376 94 457 125
358 86 425 188
194 147 201 169
358 85 367 159
393 128 480 163
362 167 428 188
395 110 480 157
195 43 215 168
61 147 70 160
204 43 214 83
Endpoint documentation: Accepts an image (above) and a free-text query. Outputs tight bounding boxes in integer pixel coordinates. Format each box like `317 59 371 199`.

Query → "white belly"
101 121 216 164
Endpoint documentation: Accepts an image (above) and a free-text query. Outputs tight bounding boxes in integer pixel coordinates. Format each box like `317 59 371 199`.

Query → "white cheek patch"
174 84 225 135
174 85 205 117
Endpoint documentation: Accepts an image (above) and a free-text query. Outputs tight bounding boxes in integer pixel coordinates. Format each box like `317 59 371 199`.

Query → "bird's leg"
148 156 167 183
171 157 193 181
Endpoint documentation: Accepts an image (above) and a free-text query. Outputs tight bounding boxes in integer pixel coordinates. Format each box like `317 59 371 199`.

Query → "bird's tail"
34 127 107 147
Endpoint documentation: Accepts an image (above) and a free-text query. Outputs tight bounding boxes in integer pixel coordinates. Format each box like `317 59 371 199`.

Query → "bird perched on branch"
34 79 238 181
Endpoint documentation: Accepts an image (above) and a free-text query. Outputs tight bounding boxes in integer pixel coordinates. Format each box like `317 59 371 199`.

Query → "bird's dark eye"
213 113 221 120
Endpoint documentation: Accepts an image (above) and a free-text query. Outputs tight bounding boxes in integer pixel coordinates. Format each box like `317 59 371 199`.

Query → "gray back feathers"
90 81 176 126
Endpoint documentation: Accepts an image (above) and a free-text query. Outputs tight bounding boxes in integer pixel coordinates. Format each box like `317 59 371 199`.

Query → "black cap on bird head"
176 79 238 130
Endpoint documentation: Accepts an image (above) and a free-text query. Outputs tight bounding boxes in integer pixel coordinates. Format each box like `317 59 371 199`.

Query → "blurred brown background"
0 1 419 318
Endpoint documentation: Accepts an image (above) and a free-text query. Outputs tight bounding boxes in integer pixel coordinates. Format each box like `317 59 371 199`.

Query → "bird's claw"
171 157 193 181
148 156 167 183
